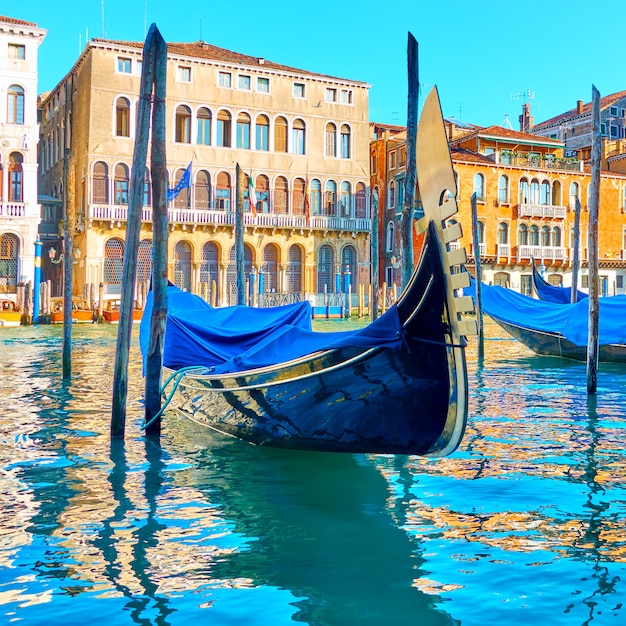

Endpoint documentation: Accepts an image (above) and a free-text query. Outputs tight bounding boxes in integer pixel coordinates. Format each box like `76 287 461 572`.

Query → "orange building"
371 120 626 296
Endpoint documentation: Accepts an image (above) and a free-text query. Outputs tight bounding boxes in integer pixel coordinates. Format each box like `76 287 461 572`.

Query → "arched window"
137 239 153 283
216 171 231 210
569 182 580 210
325 180 337 216
0 233 19 294
227 244 253 304
9 152 23 202
292 118 305 154
355 182 367 218
274 176 289 214
476 220 485 244
498 175 509 204
530 224 540 246
236 112 251 149
325 123 336 157
196 107 212 145
255 114 269 151
104 238 124 284
200 241 219 299
195 170 211 209
497 222 509 244
473 173 485 201
340 181 351 216
530 179 540 204
292 178 306 215
388 180 396 208
286 245 303 293
518 223 528 246
341 245 357 290
263 243 279 292
552 226 561 247
114 163 129 205
173 167 190 208
493 272 510 288
7 85 24 124
274 116 288 152
386 221 394 252
317 244 334 293
541 225 550 247
552 180 562 206
540 180 551 205
255 175 269 213
175 105 191 143
311 179 321 215
174 240 192 291
519 178 529 204
115 97 130 137
216 110 232 147
340 124 351 158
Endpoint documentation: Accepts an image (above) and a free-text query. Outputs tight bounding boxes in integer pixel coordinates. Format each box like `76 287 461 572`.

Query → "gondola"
468 279 626 363
139 87 476 455
531 260 587 303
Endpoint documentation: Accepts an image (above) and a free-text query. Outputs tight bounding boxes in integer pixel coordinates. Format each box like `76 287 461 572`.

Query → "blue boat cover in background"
531 263 588 303
140 286 404 374
466 280 626 347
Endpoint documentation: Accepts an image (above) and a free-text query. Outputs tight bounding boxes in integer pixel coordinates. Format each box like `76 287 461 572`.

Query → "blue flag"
167 162 192 201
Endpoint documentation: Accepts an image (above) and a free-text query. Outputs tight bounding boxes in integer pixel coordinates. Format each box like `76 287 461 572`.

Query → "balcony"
88 204 371 233
0 202 25 217
518 203 567 219
500 153 583 172
518 245 568 261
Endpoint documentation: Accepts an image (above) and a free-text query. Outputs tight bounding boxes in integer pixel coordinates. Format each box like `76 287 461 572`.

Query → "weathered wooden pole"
143 26 168 438
235 163 245 305
371 188 380 319
587 85 601 395
111 24 157 439
62 148 75 379
571 197 582 303
471 192 484 360
401 32 419 290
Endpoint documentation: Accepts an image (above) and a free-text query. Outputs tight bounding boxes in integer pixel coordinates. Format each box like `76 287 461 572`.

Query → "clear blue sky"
15 0 622 130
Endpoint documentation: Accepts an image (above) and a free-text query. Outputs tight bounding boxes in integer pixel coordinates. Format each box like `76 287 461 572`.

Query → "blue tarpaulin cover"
532 265 587 304
467 280 626 347
139 286 404 374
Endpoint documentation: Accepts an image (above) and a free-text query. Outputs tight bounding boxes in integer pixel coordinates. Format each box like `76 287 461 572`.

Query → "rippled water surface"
1 320 625 625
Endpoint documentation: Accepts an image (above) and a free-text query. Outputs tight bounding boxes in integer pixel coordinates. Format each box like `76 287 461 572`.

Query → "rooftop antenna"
101 0 105 38
511 88 535 103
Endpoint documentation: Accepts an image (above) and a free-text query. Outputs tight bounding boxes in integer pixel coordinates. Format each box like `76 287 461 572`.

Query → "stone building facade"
0 15 46 299
38 39 371 306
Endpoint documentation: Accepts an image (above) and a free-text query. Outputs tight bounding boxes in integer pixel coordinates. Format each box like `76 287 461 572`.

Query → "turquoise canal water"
1 319 625 625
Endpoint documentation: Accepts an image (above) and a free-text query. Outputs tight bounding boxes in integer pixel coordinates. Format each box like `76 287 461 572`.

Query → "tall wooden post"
571 197 582 303
143 26 169 438
111 24 157 438
235 163 245 305
587 86 601 394
401 33 418 290
471 193 484 359
371 188 380 319
62 148 74 379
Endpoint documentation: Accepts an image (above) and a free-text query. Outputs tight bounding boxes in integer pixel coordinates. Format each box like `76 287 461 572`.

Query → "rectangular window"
293 82 305 98
293 128 305 154
610 106 618 116
399 146 406 167
257 77 270 93
371 154 377 174
236 121 250 149
238 74 251 90
118 57 132 73
136 60 142 75
177 65 191 82
218 71 232 87
325 87 337 103
8 43 25 60
340 89 353 104
388 151 396 169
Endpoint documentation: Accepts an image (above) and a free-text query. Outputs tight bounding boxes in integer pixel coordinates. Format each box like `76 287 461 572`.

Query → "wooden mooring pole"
471 192 484 360
571 197 582 303
401 32 418 290
235 164 246 305
587 85 601 395
62 148 75 379
111 24 158 439
371 188 380 320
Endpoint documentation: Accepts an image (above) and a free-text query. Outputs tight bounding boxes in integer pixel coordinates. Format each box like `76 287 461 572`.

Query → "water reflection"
1 322 626 624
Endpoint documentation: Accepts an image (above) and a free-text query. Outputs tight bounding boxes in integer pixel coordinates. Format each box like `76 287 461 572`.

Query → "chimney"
257 57 265 65
519 102 534 133
576 100 583 114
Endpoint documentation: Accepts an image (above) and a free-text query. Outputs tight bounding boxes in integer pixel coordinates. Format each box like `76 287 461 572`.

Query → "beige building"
0 15 46 299
38 38 372 306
